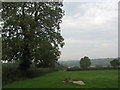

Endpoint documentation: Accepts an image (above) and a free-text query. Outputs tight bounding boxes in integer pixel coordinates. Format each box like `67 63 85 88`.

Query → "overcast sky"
59 1 118 61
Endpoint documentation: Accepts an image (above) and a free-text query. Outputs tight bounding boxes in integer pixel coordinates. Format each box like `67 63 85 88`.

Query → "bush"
67 66 80 71
72 66 80 69
54 64 68 71
95 64 103 68
2 63 26 85
67 66 119 71
2 63 55 85
27 68 55 78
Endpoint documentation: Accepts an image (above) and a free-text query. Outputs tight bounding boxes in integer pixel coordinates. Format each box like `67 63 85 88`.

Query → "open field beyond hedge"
4 70 118 88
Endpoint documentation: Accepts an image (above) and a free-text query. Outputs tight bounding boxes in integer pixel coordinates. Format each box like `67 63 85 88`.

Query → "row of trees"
80 56 120 69
2 2 65 71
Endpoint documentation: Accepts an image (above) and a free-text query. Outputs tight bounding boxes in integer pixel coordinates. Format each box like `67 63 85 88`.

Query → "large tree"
2 2 64 71
80 56 91 69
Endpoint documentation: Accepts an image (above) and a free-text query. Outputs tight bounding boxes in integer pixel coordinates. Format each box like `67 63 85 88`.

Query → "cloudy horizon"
59 2 118 61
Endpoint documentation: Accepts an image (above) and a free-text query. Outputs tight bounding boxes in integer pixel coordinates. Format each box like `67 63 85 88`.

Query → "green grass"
3 70 118 88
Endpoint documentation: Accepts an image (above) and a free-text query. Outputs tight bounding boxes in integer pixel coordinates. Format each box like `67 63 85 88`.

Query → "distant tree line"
67 56 120 71
110 59 120 68
79 56 119 69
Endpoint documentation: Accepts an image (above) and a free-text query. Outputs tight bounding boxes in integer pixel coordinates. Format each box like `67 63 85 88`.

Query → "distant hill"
58 58 117 67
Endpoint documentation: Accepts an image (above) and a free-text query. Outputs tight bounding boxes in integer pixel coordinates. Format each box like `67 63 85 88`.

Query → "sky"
59 1 118 61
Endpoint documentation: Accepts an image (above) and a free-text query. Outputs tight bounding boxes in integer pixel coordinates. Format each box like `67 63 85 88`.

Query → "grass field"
3 70 118 88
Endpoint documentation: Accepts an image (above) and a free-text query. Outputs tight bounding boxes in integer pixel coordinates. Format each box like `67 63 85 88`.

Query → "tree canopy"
80 56 91 69
110 59 119 68
2 2 65 70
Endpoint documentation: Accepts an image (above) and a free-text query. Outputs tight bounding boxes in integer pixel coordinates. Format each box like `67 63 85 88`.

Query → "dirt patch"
62 78 85 85
73 80 85 85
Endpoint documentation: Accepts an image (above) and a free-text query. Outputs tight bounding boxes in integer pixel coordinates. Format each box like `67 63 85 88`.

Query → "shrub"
2 63 26 85
27 68 54 78
67 67 119 71
95 64 103 68
67 66 80 71
2 63 55 85
54 64 68 71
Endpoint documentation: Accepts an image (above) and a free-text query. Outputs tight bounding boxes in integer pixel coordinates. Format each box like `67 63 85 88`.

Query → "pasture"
3 70 118 88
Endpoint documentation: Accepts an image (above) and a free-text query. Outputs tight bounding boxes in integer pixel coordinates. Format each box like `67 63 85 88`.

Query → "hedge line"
2 63 56 85
67 67 120 71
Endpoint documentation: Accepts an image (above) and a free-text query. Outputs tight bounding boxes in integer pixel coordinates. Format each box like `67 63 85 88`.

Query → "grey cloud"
60 2 118 60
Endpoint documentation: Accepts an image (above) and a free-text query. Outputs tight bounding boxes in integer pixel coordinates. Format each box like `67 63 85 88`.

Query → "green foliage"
54 62 68 71
67 66 80 71
110 59 119 68
67 67 118 71
2 63 55 85
95 64 103 68
71 66 80 70
80 56 91 69
27 68 54 78
2 2 65 70
2 63 26 85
